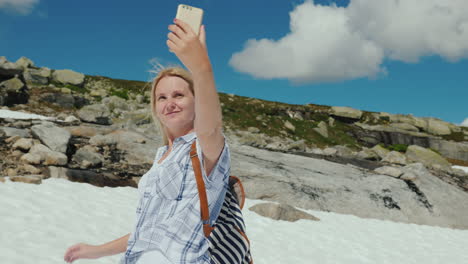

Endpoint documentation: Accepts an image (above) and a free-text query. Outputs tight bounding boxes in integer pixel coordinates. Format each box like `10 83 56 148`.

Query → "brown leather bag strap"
190 141 214 237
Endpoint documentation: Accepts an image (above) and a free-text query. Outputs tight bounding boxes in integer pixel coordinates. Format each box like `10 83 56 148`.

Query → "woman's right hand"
64 243 101 263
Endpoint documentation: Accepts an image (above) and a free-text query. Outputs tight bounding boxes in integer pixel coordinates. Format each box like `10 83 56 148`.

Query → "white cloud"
229 0 468 83
0 0 39 15
461 118 468 127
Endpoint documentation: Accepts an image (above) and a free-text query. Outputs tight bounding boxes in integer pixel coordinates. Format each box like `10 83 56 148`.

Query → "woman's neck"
165 127 195 147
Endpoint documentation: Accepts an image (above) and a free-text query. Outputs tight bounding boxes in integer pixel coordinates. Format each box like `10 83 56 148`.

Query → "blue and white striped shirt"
121 131 231 264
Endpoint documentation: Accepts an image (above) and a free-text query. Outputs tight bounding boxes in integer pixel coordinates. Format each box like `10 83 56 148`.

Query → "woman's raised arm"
167 19 225 177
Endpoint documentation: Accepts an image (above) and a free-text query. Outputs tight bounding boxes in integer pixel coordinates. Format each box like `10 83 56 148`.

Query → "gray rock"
52 69 85 86
31 123 71 153
428 138 468 162
374 166 404 178
47 166 69 179
64 115 80 124
330 106 363 120
23 67 51 85
0 60 22 78
101 95 130 112
426 118 451 136
356 148 379 160
284 120 295 132
72 145 104 167
29 143 68 166
328 117 335 127
0 77 28 106
9 175 42 184
0 126 31 138
389 122 419 132
77 104 112 125
12 138 33 151
333 145 356 159
247 127 260 133
323 147 337 156
230 144 468 230
371 145 390 160
405 145 451 170
15 57 34 70
313 121 328 138
38 93 76 109
22 164 42 174
20 153 42 164
382 151 408 165
248 202 319 222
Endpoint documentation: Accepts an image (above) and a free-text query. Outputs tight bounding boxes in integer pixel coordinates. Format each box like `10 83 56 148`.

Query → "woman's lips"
166 111 180 116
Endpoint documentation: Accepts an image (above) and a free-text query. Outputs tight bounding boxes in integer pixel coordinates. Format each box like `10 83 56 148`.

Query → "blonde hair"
150 67 195 146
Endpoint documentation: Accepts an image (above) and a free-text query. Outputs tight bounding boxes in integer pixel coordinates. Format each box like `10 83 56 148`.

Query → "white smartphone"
176 4 204 35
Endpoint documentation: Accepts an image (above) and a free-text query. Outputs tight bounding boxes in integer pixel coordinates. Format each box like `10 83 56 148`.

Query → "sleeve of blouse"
195 133 231 189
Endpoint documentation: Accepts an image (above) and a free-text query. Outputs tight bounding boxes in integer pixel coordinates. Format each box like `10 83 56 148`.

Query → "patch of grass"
441 132 465 142
110 88 129 100
385 144 408 153
447 158 468 166
49 80 89 94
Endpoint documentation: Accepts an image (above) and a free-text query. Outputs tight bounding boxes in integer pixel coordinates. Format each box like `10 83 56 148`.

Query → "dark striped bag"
190 142 253 264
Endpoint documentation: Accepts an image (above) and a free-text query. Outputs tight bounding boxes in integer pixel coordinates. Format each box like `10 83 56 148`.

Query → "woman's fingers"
166 39 178 53
199 25 206 48
168 24 185 39
173 18 194 36
167 32 182 46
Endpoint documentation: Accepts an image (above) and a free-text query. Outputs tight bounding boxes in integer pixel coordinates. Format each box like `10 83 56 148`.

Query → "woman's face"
154 76 195 132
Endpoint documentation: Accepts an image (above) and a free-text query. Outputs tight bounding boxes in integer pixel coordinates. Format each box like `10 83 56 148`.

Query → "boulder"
356 148 379 160
284 120 295 132
15 57 34 70
247 127 260 133
0 77 29 106
371 144 390 160
77 104 112 125
12 138 34 151
52 69 85 86
72 145 104 168
101 96 130 112
374 166 404 178
9 175 42 184
23 67 51 85
0 126 31 138
38 92 76 108
31 122 71 153
248 202 319 222
20 153 42 164
389 122 419 132
405 145 451 169
428 138 468 162
28 143 68 166
22 164 42 174
382 151 408 165
47 166 69 179
330 106 363 120
426 118 451 136
0 60 23 79
313 121 328 138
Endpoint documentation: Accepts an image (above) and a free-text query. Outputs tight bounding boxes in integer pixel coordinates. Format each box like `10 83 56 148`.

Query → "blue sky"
1 0 467 125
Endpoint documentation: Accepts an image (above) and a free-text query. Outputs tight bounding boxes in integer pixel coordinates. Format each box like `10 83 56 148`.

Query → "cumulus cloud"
229 0 468 83
0 0 39 15
461 118 468 127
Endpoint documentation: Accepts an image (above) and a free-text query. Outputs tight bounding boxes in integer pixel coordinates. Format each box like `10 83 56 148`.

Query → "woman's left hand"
167 18 212 74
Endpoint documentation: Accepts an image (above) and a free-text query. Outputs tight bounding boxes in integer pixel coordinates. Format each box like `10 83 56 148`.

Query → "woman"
64 18 230 264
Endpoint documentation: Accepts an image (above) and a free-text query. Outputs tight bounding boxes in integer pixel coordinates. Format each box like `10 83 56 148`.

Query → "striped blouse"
120 131 231 264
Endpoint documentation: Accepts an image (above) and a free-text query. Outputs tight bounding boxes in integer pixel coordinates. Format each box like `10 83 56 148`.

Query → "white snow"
453 165 468 174
1 177 468 264
0 109 55 120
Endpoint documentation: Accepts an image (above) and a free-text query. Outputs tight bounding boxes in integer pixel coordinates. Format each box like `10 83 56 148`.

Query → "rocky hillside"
2 56 468 229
